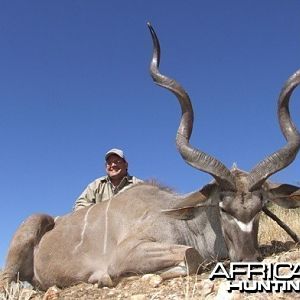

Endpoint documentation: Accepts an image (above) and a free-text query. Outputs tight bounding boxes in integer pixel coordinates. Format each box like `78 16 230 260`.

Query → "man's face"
105 154 128 180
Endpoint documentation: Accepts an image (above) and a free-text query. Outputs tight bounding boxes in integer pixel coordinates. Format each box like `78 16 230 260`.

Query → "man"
73 148 142 211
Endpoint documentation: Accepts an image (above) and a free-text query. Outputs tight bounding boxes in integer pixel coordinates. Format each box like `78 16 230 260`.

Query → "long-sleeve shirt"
73 174 143 211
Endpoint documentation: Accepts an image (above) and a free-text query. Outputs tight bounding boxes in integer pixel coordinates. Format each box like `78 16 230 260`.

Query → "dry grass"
259 204 300 244
0 281 37 300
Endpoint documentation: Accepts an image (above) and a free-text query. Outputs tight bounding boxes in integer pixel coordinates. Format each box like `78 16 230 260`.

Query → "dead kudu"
2 24 300 290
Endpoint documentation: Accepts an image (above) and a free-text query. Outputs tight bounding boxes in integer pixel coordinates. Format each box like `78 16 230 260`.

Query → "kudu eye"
219 192 226 202
259 193 264 201
253 191 264 202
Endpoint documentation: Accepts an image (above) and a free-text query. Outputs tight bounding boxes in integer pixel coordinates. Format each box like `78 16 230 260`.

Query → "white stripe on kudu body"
103 199 112 254
74 205 94 252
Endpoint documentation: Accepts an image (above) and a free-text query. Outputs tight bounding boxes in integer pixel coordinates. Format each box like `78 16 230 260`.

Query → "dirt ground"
2 241 299 300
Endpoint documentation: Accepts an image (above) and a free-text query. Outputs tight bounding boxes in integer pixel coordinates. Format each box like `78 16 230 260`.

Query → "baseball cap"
105 148 126 161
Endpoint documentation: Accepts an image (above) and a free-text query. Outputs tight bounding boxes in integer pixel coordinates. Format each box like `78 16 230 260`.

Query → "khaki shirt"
73 175 143 211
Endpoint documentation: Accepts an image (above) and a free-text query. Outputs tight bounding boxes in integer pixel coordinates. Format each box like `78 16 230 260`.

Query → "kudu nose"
257 255 263 262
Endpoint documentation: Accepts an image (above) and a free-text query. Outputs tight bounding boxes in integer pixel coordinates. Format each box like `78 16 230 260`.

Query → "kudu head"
148 23 300 262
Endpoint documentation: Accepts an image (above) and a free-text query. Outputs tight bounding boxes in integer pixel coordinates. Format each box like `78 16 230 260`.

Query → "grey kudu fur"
1 24 300 290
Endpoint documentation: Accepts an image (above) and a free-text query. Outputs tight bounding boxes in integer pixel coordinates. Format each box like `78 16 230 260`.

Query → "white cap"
105 148 126 161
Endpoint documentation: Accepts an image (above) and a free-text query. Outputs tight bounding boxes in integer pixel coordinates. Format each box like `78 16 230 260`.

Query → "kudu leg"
89 239 204 287
1 214 54 285
157 247 204 280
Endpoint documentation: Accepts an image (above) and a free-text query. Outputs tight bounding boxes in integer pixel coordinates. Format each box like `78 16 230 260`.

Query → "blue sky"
1 1 300 267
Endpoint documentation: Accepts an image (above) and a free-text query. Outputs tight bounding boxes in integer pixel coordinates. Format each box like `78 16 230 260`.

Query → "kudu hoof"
88 271 114 288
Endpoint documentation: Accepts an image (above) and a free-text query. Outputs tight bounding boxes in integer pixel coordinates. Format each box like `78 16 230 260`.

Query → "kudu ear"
161 184 216 220
268 183 300 209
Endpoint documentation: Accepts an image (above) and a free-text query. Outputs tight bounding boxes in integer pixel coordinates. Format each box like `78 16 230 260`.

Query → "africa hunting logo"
209 262 300 293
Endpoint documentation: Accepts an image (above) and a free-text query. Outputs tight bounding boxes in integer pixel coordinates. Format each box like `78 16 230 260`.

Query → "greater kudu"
1 24 300 290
